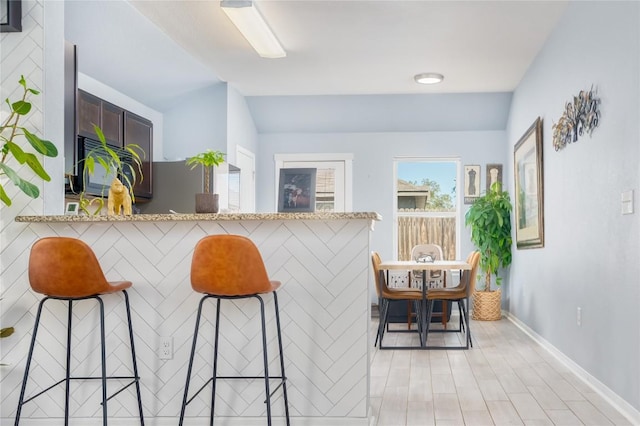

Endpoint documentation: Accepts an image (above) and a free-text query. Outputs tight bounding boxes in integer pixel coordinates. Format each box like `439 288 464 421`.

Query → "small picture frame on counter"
65 202 79 215
277 168 316 213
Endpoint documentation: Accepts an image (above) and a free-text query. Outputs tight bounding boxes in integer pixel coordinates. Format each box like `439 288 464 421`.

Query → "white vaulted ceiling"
66 1 567 98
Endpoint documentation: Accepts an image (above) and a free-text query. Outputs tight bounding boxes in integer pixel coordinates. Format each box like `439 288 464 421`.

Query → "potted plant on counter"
0 75 59 207
70 124 144 215
185 149 226 213
465 181 512 321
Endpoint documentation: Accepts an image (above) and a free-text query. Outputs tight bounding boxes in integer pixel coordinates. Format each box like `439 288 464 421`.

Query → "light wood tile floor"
370 316 633 426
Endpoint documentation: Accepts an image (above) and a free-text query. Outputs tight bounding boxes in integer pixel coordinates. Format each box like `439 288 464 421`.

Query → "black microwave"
73 136 134 197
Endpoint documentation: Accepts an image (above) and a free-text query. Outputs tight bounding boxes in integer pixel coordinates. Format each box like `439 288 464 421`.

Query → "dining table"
378 259 471 348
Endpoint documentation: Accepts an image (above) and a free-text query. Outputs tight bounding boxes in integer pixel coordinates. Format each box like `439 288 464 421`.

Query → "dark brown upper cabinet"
76 90 154 200
125 111 153 199
77 89 123 147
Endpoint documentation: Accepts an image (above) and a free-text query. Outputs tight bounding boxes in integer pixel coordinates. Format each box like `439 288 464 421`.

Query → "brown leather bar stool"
179 234 290 426
15 237 144 425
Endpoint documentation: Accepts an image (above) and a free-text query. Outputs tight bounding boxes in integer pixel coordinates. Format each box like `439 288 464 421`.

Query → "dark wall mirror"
1 0 21 32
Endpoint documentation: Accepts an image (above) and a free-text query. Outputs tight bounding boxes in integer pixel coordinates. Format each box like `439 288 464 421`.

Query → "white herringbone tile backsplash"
1 220 372 423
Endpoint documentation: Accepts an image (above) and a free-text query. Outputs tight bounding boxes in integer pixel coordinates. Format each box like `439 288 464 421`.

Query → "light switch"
621 190 634 215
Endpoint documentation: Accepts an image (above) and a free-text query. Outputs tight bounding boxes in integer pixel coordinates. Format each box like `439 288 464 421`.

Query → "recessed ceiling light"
414 73 444 85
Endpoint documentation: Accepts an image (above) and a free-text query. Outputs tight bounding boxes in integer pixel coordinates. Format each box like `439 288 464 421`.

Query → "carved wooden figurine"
107 177 132 216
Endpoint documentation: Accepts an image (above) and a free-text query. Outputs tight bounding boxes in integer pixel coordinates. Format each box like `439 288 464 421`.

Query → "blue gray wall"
226 85 259 166
256 130 506 271
162 83 228 160
506 1 639 412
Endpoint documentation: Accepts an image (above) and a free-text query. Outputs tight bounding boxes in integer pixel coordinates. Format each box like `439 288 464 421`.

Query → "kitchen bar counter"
16 211 381 223
3 212 380 425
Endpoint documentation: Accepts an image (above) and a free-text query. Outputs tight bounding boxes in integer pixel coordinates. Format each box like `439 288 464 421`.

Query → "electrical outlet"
576 307 582 326
159 337 173 360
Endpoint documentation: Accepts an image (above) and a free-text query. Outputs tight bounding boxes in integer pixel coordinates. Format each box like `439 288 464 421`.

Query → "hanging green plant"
0 75 59 207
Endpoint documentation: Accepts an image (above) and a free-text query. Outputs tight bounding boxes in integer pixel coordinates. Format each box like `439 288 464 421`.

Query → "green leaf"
18 75 26 88
0 163 40 199
22 129 58 157
12 100 31 115
24 153 52 181
106 148 121 168
125 143 144 165
0 327 15 338
96 156 111 174
85 156 95 175
6 141 27 163
93 124 107 145
27 88 40 95
0 183 11 206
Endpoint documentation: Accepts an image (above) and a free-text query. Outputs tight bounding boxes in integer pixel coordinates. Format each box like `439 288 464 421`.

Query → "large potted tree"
185 149 225 213
464 181 512 320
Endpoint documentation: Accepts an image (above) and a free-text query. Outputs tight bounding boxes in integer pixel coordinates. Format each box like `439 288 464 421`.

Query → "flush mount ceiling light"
414 73 444 85
221 0 286 59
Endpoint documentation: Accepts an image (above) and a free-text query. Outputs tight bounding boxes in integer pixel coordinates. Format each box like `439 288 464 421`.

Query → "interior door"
236 146 255 213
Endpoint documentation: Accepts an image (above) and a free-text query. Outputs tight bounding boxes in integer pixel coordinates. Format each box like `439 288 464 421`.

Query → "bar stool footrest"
184 376 287 407
19 375 141 406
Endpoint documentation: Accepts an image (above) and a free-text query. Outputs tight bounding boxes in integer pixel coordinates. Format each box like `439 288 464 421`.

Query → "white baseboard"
505 312 640 425
5 417 370 426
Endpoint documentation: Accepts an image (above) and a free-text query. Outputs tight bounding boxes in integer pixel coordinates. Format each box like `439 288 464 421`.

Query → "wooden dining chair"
372 252 425 349
423 251 480 350
406 244 446 329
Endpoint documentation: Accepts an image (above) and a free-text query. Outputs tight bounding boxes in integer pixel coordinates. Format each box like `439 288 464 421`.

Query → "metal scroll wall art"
552 87 601 151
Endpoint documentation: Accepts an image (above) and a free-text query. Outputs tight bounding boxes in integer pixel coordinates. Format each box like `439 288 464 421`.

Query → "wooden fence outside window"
397 216 456 261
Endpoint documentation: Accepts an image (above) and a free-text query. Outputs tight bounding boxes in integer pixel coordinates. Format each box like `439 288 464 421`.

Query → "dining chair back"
424 250 480 350
410 244 446 289
371 251 425 349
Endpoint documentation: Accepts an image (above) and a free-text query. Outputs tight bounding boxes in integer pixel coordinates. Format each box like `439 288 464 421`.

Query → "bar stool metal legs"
15 291 145 425
179 292 290 426
272 292 290 422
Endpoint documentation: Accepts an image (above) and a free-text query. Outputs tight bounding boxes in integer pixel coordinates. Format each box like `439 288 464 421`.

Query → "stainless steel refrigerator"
137 161 203 214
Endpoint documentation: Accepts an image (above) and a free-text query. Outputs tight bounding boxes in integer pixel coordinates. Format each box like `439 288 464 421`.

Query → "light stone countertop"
15 212 382 223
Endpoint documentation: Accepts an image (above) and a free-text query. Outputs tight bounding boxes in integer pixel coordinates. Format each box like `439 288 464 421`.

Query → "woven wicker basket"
472 289 502 321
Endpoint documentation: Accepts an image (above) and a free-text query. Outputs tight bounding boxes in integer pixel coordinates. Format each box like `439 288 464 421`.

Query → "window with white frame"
394 158 461 261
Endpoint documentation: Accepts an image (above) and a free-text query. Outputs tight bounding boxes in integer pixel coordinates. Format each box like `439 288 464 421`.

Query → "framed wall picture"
486 163 503 192
514 117 544 249
463 164 481 204
1 0 22 32
277 168 316 213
